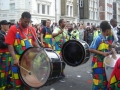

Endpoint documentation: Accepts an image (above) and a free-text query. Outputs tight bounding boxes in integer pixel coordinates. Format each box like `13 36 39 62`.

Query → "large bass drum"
61 40 90 66
18 47 62 89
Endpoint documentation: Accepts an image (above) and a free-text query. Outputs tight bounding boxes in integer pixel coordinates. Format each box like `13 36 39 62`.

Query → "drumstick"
19 65 32 75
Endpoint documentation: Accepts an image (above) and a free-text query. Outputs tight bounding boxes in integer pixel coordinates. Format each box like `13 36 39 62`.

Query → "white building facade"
79 0 100 26
114 0 120 24
0 0 58 24
88 0 100 25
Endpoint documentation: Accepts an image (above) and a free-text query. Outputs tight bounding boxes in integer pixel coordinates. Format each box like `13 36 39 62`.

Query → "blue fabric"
93 68 103 74
90 35 101 50
12 66 18 73
90 34 107 50
25 40 31 48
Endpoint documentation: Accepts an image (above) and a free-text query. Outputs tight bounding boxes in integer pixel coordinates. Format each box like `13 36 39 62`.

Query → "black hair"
21 12 31 19
110 19 116 24
100 21 111 32
46 19 51 22
59 19 64 25
42 21 46 26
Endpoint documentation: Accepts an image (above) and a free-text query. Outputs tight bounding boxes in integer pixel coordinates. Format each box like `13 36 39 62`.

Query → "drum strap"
16 24 29 39
16 24 41 47
29 28 41 47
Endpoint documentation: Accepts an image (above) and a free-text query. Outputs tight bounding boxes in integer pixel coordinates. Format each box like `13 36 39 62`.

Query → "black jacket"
0 30 8 48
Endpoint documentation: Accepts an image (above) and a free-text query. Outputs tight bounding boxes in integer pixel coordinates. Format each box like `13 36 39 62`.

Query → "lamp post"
55 0 57 22
78 0 80 22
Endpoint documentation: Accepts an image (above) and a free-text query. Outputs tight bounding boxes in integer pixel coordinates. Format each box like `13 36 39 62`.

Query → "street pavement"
34 54 93 90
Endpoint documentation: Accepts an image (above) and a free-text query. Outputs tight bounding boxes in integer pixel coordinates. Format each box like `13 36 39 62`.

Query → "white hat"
117 25 120 28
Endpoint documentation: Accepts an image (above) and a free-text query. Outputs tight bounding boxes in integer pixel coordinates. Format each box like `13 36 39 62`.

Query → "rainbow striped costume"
90 35 110 90
0 31 12 90
0 49 12 90
53 35 68 56
108 58 120 90
10 27 33 90
43 27 52 48
107 30 114 44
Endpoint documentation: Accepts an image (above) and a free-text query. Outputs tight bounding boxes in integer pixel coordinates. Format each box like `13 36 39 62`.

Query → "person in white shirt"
110 19 118 43
107 19 118 45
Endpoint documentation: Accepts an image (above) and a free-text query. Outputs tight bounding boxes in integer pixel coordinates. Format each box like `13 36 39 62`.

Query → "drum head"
19 47 50 88
62 40 86 66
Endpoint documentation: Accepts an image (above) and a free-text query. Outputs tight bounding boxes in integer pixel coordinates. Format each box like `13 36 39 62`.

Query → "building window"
90 11 93 19
67 5 69 16
10 3 15 13
80 0 83 7
47 5 50 15
42 5 45 14
118 10 120 15
91 1 93 7
96 12 98 20
118 15 120 21
10 20 15 23
70 6 73 16
37 4 40 13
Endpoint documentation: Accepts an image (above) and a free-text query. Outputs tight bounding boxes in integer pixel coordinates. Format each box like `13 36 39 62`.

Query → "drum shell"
18 47 62 89
44 48 62 86
80 41 90 64
61 40 90 66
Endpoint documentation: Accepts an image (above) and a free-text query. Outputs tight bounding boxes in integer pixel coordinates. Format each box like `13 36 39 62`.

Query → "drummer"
40 19 53 48
52 19 69 77
108 58 120 89
89 21 111 90
5 12 39 89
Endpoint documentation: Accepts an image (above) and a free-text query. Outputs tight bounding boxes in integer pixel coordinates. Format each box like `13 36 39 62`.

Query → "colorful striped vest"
43 27 52 48
14 25 33 60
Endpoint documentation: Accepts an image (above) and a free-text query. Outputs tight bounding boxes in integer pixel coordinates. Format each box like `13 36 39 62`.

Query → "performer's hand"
41 43 45 47
14 59 19 65
58 30 63 34
102 52 110 56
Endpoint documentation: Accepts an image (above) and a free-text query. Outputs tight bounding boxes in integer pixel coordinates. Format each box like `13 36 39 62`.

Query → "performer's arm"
89 49 109 56
40 33 44 47
89 36 110 56
8 45 19 65
52 30 63 37
33 41 39 47
40 28 46 47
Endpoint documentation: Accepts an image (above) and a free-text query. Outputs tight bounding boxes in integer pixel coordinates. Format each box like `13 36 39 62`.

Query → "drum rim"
18 47 37 88
18 47 51 88
80 41 90 64
43 48 62 85
44 48 62 79
104 55 118 68
61 40 86 66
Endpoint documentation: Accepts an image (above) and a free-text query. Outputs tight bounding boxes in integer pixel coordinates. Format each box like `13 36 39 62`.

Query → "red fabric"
97 62 103 67
15 80 22 86
5 24 37 45
108 58 120 89
92 56 97 63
